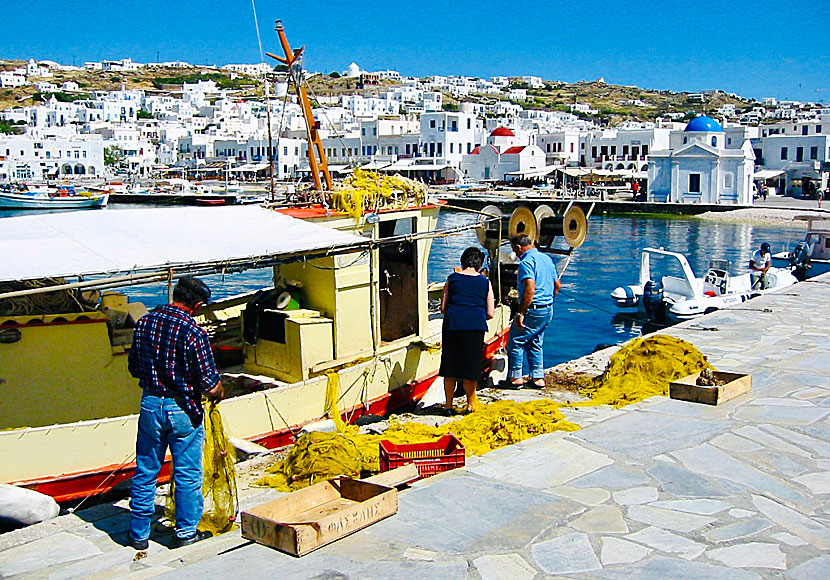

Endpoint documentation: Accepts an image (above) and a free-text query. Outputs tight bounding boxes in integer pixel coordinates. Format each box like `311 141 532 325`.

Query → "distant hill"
0 60 753 125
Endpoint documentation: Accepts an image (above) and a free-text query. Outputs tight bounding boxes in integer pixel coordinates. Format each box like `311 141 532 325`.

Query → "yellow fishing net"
253 399 579 492
165 401 238 535
332 169 428 222
252 335 711 493
577 335 712 407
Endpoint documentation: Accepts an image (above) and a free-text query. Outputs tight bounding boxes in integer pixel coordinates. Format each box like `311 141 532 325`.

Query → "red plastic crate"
378 434 466 479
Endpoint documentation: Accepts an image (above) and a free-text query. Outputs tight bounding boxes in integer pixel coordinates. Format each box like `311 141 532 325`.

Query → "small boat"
235 194 267 205
611 247 798 322
771 215 830 280
194 197 229 206
0 185 108 209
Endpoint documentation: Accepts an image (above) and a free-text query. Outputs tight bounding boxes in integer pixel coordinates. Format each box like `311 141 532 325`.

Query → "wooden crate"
240 477 397 556
669 371 752 406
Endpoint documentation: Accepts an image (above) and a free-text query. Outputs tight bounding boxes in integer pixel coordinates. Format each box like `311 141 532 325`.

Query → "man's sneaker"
130 536 149 551
173 530 212 548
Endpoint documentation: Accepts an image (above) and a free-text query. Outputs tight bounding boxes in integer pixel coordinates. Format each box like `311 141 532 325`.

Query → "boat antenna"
251 0 276 200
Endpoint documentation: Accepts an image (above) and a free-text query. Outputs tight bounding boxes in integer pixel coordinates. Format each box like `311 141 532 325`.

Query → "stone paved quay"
1 273 829 579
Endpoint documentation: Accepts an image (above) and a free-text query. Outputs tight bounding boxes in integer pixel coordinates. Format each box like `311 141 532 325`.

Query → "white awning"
559 167 593 177
359 161 393 170
753 169 785 180
0 206 369 283
229 163 269 172
505 165 562 177
381 161 452 172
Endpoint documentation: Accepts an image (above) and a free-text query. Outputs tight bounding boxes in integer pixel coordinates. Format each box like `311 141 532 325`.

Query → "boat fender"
0 483 60 527
485 353 508 387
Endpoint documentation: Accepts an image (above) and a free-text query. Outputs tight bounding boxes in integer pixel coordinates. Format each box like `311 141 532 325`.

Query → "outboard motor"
790 241 811 282
642 279 664 322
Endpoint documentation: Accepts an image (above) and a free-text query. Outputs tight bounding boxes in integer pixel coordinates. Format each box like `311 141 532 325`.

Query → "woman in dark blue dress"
439 247 495 412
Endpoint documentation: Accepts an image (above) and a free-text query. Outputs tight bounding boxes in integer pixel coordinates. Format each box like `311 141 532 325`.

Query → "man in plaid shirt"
127 276 225 550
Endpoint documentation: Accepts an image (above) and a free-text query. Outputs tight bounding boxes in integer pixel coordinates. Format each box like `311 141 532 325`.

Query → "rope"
68 451 137 514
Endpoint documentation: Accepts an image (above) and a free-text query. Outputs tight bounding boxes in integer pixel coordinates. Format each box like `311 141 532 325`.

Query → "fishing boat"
0 200 519 501
0 22 589 505
771 215 830 279
0 185 108 209
611 247 798 322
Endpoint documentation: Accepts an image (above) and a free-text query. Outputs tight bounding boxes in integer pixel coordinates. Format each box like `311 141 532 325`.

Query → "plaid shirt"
129 304 220 422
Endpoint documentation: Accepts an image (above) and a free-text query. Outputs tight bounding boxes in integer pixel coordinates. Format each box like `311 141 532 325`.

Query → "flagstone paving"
1 272 829 578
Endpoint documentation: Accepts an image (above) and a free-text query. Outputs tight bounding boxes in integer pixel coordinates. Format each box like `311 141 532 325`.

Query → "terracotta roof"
502 146 525 155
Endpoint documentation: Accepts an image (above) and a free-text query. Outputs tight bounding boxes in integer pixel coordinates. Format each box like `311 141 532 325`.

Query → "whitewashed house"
648 116 755 205
0 134 104 180
460 126 545 182
0 70 28 88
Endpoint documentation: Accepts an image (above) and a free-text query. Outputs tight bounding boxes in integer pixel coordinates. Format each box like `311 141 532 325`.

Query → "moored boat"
0 185 108 209
771 215 830 280
0 201 515 502
611 247 798 322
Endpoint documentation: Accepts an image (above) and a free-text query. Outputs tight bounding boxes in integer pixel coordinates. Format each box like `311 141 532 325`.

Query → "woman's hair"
460 247 485 271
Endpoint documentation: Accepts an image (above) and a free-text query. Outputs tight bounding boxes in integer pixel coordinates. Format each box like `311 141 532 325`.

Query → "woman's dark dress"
439 272 489 381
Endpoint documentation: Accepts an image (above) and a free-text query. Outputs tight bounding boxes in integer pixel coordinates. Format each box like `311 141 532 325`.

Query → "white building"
221 63 273 77
419 111 481 163
460 127 546 181
751 134 830 196
648 116 755 205
0 134 104 180
0 70 28 88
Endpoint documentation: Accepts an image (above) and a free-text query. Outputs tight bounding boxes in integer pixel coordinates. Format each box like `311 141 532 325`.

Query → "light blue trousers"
129 395 204 542
507 305 553 380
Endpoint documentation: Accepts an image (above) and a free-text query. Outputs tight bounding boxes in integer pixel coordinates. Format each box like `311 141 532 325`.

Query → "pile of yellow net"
252 335 711 493
332 169 428 222
165 401 238 536
254 399 579 492
577 335 712 407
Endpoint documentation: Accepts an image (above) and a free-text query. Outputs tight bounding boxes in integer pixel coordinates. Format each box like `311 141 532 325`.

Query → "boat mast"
264 74 276 201
267 20 333 196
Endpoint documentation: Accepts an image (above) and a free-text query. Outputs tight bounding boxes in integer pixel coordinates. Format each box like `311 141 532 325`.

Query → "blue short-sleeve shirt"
517 248 558 305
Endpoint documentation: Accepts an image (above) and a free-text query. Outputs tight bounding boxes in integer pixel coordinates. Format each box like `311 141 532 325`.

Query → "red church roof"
490 127 515 137
502 146 525 155
469 146 480 155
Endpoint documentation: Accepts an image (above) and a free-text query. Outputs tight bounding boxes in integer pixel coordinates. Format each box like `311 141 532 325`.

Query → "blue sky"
1 0 827 103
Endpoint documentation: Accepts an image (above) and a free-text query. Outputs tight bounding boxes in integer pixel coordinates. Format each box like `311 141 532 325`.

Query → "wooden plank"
362 464 420 488
670 371 752 406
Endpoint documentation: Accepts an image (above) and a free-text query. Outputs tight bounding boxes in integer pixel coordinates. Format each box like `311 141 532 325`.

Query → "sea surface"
1 205 805 367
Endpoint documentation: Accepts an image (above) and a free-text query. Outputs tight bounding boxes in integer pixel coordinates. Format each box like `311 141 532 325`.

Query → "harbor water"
1 206 804 367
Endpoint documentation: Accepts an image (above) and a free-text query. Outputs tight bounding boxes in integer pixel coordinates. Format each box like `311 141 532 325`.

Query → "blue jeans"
130 394 204 542
507 305 553 380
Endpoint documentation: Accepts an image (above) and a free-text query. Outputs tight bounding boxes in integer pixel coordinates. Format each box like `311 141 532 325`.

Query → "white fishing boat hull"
0 191 108 209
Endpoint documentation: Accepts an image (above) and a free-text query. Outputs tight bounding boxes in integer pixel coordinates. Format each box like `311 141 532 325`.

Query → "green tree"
104 146 124 167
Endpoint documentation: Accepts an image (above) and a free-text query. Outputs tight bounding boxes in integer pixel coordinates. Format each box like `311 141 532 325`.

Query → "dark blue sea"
1 206 804 366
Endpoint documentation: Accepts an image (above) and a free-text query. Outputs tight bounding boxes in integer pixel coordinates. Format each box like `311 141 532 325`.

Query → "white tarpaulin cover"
0 206 369 283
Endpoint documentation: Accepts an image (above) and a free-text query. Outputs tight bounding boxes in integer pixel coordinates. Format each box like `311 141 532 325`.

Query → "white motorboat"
771 215 830 280
611 247 798 322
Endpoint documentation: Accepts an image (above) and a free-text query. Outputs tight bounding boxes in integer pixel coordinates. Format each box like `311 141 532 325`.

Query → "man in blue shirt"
128 276 225 550
507 235 560 388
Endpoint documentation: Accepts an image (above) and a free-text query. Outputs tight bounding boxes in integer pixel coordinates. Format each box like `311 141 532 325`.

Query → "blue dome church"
648 115 755 205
